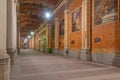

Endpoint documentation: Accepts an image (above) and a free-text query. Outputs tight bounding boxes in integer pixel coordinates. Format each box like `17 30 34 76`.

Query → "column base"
64 48 69 57
80 49 91 61
0 52 10 80
54 48 59 54
7 48 17 65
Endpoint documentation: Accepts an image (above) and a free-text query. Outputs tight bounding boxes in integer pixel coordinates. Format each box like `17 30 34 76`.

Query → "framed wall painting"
72 7 82 32
94 0 119 26
52 24 55 38
59 19 64 36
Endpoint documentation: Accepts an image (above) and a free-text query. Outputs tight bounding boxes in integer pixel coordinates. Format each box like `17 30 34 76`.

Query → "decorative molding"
0 58 8 65
82 0 88 2
7 48 16 53
64 9 69 14
53 0 65 14
54 18 59 22
0 50 7 53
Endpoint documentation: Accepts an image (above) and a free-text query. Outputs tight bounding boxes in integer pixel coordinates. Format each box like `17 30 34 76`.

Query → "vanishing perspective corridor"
0 0 120 80
11 49 120 80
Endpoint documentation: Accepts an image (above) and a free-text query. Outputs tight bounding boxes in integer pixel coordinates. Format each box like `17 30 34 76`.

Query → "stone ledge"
68 50 80 59
92 53 120 67
80 49 91 61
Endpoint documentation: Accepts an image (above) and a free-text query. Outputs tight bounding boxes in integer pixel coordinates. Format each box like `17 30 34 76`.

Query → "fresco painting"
72 7 82 32
94 0 118 26
59 19 64 35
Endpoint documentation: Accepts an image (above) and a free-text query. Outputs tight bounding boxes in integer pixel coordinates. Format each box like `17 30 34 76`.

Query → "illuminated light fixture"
45 12 51 18
24 39 28 43
31 32 34 35
28 36 31 39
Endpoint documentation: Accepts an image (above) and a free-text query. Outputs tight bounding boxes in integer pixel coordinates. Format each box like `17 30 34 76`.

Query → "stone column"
54 18 59 54
80 0 91 61
64 9 70 56
47 24 52 53
7 0 17 64
0 0 10 80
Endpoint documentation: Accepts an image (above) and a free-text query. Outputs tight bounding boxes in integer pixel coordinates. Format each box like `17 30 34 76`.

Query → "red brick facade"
32 0 120 66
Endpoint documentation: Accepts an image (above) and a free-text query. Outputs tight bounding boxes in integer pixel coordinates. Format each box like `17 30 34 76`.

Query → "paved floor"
11 49 120 80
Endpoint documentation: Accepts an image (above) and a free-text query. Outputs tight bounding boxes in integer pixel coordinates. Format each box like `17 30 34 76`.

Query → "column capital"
64 9 70 14
55 18 59 22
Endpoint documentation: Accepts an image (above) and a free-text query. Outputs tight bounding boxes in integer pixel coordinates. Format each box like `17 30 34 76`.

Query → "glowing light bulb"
28 36 31 39
45 12 50 18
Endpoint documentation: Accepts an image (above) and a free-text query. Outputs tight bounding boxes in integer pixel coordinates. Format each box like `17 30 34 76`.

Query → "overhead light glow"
45 12 51 18
28 36 31 39
24 39 28 43
31 32 34 35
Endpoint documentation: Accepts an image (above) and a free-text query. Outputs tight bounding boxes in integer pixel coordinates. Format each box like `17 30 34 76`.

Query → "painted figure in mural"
94 0 118 26
72 8 82 32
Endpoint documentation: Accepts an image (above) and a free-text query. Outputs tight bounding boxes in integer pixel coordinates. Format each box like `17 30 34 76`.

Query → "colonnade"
0 0 17 80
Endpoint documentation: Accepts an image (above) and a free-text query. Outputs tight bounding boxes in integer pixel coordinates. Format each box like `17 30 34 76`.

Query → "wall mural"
72 7 82 32
94 0 118 26
59 19 64 35
52 24 55 38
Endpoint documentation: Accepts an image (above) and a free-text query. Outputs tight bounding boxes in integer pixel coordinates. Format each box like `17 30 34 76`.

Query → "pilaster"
80 0 91 61
32 36 34 49
54 18 59 54
64 9 70 56
36 34 39 50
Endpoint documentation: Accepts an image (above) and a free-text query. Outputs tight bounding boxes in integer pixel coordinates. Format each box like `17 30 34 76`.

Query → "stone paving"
11 49 120 80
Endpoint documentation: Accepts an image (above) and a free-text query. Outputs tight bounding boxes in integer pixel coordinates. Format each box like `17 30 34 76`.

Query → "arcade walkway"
11 49 120 80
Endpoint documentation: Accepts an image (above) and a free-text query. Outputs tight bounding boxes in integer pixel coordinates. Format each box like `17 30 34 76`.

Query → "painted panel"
72 7 82 32
94 0 118 26
52 24 55 38
59 19 64 35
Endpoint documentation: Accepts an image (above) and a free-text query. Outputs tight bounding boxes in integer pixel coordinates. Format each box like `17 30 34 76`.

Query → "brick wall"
54 0 120 61
115 22 120 54
91 0 120 54
92 22 116 54
68 0 82 51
